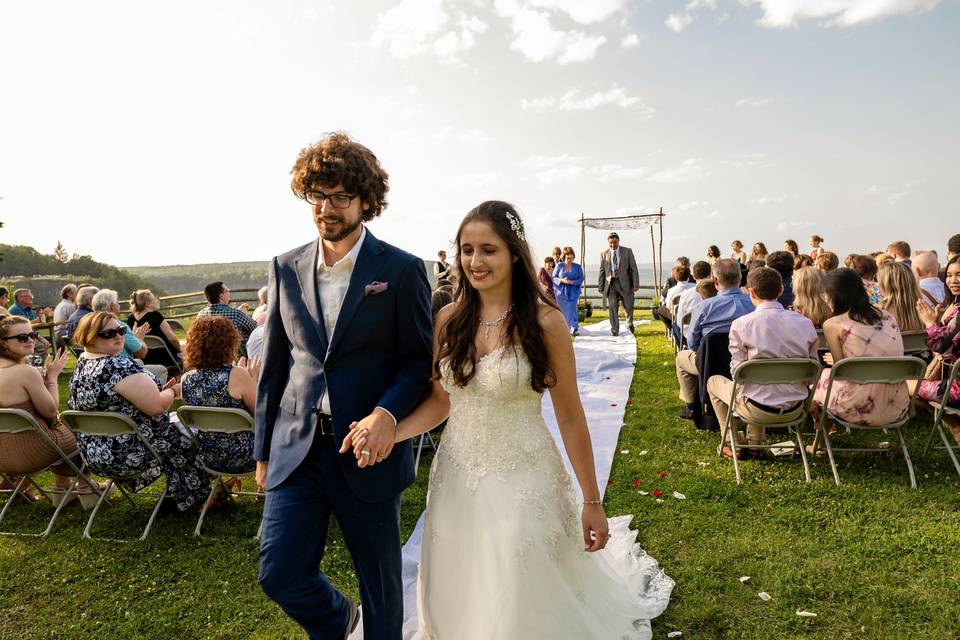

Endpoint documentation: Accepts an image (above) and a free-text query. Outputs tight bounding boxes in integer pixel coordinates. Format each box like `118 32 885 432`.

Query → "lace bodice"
438 345 566 492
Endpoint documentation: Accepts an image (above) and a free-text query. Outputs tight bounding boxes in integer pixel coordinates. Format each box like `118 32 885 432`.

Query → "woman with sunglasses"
0 316 102 505
67 312 214 512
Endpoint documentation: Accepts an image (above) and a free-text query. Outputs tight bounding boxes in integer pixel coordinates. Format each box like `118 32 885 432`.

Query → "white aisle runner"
355 320 639 638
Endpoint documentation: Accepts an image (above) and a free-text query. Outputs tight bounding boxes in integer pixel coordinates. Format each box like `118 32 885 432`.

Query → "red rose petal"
658 471 668 478
653 490 663 497
607 480 614 486
632 480 642 485
610 403 617 407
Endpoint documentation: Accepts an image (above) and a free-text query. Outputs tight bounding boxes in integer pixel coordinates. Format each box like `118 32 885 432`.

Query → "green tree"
53 241 69 262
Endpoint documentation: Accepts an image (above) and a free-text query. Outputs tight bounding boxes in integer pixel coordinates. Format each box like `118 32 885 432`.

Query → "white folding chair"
722 359 822 485
922 361 960 478
0 408 100 537
166 319 186 335
816 356 927 489
59 410 168 540
901 331 929 355
414 430 439 476
143 335 182 376
176 406 262 537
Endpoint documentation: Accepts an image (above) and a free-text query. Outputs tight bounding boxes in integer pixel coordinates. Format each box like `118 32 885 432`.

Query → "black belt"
310 409 335 436
746 398 802 414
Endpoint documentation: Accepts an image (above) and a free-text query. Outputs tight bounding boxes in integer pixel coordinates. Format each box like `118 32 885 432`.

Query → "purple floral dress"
919 305 960 406
813 312 910 425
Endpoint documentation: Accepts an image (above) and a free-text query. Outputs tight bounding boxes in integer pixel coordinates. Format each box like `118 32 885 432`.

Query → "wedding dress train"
412 345 673 639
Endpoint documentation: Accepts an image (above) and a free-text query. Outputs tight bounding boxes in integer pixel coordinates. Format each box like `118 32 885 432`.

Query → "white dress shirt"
317 226 366 415
919 277 946 305
677 285 704 341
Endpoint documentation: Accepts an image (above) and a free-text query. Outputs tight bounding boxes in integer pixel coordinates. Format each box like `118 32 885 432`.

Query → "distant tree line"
124 261 270 296
0 243 162 306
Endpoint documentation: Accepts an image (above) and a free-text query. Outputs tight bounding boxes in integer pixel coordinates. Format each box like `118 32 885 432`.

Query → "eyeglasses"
303 191 356 208
1 331 39 343
96 326 128 339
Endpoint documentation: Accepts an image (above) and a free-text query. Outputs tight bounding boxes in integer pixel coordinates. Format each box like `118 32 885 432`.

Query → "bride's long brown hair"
435 201 559 392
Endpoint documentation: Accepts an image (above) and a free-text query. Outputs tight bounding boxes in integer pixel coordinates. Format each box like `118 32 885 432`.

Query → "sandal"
720 446 742 460
205 479 238 511
1 477 40 503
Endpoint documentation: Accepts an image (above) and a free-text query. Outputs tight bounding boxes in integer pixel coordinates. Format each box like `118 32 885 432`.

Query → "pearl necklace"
478 305 513 340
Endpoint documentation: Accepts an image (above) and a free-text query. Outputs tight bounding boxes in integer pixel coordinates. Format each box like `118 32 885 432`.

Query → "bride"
342 201 673 638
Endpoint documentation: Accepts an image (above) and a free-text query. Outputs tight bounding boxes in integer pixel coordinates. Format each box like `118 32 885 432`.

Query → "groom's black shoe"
344 596 360 639
677 403 696 421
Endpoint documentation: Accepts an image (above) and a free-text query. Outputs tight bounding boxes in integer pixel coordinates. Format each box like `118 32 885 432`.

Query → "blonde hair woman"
877 262 924 332
792 267 831 327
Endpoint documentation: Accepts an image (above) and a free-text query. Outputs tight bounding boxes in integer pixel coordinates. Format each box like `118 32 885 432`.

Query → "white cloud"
519 154 588 169
751 194 788 204
743 0 940 28
526 0 628 24
648 158 707 183
450 171 503 188
620 33 642 48
677 200 709 212
735 97 774 108
371 0 487 62
498 6 607 64
520 155 647 185
521 85 654 117
557 33 608 64
665 12 695 32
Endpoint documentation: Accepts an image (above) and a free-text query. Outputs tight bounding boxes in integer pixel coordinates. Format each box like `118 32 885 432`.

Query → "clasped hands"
338 408 396 468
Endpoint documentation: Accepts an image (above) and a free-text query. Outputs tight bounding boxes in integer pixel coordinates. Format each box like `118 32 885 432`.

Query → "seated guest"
92 289 148 362
0 288 8 318
877 262 925 332
431 286 454 322
0 316 95 503
809 235 825 258
765 250 795 308
792 267 831 327
675 260 713 346
696 279 718 300
7 288 51 361
750 242 768 263
730 240 747 263
706 245 721 266
552 247 584 337
849 254 881 305
887 240 912 267
180 317 258 475
875 252 895 267
68 312 214 512
812 268 909 426
815 251 839 273
64 286 98 339
658 263 694 330
53 284 78 337
538 256 556 301
794 254 814 271
783 239 799 256
707 267 818 457
246 324 265 360
126 289 183 371
660 256 693 301
912 251 945 304
915 255 960 409
251 286 269 323
675 259 753 419
197 281 257 357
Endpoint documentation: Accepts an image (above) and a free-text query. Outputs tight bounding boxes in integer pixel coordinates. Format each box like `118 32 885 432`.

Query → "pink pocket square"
365 281 388 296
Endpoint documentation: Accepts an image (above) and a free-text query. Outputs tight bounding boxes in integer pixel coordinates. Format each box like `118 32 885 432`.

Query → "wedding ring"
360 450 371 456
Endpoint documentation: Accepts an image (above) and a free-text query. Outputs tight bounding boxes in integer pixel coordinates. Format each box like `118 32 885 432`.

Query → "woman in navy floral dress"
180 316 259 475
68 312 213 511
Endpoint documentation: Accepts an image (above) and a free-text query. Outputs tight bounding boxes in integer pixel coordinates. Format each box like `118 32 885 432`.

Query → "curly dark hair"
436 201 559 393
183 316 240 370
289 131 389 221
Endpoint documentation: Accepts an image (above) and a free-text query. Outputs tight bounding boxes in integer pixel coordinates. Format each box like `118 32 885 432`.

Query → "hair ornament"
504 211 526 241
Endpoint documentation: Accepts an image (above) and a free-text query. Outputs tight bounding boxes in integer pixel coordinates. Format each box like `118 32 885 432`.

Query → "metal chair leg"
821 427 841 486
895 427 917 489
82 480 116 539
194 482 219 537
139 487 168 541
937 424 960 478
730 425 742 485
794 427 812 484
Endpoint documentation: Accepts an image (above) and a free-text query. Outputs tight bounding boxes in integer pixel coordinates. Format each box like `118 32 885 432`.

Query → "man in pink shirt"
707 267 819 458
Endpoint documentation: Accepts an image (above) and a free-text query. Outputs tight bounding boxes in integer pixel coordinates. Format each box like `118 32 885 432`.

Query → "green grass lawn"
1 317 958 639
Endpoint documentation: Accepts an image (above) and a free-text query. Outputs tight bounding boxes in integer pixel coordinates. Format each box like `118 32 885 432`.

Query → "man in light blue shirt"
675 259 754 419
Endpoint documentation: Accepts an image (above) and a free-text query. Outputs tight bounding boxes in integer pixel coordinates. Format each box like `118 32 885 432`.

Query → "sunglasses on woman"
0 331 40 343
96 326 128 339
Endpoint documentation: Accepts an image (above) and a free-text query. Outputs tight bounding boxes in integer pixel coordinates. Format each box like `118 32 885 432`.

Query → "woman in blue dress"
180 316 258 476
553 246 584 336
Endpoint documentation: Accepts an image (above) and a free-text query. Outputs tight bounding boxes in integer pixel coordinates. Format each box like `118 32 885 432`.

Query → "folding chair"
166 319 186 335
61 336 84 359
722 359 822 485
0 408 100 537
901 331 929 355
923 361 960 478
816 329 828 351
176 406 262 537
59 410 168 540
142 335 183 377
414 428 441 476
815 356 927 488
676 310 692 351
669 296 681 352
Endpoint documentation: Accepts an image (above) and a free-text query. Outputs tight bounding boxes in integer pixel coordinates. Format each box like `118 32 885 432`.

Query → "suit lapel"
326 230 388 358
294 241 329 354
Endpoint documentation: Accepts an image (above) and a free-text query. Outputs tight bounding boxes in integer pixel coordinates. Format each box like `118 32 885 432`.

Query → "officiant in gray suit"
598 232 640 336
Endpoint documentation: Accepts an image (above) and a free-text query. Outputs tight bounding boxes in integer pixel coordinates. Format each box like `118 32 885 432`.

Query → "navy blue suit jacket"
254 230 433 502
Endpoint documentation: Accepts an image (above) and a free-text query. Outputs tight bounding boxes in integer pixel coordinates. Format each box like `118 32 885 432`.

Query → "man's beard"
318 216 362 242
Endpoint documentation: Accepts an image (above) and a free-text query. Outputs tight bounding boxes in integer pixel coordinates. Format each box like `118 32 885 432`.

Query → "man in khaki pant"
675 259 753 420
707 267 819 457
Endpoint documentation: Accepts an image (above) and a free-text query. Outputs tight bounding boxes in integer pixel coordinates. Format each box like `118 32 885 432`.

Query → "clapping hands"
45 349 69 381
916 298 939 328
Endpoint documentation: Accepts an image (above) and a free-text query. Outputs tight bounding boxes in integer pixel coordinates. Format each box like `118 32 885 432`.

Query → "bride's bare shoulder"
536 303 567 334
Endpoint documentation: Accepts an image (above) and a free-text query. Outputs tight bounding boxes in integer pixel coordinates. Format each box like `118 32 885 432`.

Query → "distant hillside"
125 261 270 295
0 244 162 305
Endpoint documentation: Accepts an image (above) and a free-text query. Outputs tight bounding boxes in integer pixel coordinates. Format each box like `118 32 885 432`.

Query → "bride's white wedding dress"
415 345 673 639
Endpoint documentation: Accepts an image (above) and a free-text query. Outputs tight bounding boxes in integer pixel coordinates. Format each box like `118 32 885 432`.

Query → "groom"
598 232 640 336
255 132 433 639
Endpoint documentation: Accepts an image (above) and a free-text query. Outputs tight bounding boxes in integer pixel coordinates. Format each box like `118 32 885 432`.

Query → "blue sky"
0 0 956 272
